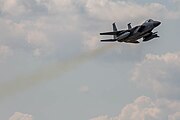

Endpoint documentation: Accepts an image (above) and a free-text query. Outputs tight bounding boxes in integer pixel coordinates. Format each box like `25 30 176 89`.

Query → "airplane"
100 19 161 43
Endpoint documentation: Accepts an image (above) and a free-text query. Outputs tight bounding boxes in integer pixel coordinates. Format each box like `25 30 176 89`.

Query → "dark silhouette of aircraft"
100 19 161 43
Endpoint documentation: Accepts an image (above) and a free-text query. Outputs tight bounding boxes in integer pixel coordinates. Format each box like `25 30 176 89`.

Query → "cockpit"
145 19 154 23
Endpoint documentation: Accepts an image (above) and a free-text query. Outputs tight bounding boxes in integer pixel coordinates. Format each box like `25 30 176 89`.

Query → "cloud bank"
91 52 180 120
90 96 180 120
132 52 180 99
9 112 32 120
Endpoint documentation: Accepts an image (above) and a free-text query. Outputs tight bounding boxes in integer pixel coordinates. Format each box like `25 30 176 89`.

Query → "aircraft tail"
112 23 118 39
128 23 132 29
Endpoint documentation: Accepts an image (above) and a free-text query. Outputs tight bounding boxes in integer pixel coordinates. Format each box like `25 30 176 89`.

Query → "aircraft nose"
154 21 161 27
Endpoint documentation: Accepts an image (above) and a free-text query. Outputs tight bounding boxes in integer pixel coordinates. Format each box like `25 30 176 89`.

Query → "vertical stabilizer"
128 23 132 29
112 23 117 39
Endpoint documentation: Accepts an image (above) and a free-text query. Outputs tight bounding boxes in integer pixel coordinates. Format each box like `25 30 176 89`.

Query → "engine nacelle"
117 32 130 41
143 34 159 42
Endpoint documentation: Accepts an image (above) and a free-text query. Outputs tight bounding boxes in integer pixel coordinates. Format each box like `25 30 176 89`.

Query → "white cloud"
0 0 26 16
83 32 100 50
90 115 110 120
0 0 49 17
169 112 180 120
132 52 180 99
90 96 180 120
172 0 180 3
82 0 180 21
27 30 48 45
0 18 55 57
26 30 54 56
0 17 56 57
39 0 74 13
9 112 32 120
1 0 179 23
79 85 89 93
0 45 12 58
91 52 180 120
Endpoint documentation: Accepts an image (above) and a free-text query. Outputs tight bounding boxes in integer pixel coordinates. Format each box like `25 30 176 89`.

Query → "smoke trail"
0 44 119 99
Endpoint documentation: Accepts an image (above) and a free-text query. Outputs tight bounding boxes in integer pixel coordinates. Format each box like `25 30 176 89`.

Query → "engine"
143 33 159 42
117 31 130 41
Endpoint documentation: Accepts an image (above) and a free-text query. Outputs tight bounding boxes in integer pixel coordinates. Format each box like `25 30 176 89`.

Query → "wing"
143 32 159 42
125 41 140 44
100 39 117 42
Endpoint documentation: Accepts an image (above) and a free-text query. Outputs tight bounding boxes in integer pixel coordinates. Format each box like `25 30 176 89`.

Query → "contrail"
0 43 118 99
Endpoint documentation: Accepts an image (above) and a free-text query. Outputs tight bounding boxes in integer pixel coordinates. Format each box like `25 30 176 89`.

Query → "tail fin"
112 23 118 39
128 23 132 29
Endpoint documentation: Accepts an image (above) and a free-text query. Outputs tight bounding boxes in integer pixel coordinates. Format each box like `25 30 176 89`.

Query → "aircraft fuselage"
100 19 161 43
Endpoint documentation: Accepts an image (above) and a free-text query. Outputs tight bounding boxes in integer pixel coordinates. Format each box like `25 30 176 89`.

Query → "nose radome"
154 21 161 27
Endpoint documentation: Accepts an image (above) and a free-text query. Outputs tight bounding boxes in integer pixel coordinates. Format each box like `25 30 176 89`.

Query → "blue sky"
0 0 180 120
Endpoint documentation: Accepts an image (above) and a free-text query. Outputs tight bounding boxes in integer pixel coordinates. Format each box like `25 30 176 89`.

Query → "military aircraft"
100 19 161 43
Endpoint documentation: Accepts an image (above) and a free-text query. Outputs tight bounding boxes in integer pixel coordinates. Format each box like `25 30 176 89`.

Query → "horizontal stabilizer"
100 31 118 35
100 39 117 42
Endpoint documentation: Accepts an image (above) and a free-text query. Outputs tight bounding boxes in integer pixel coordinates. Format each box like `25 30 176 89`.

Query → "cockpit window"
145 19 153 23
